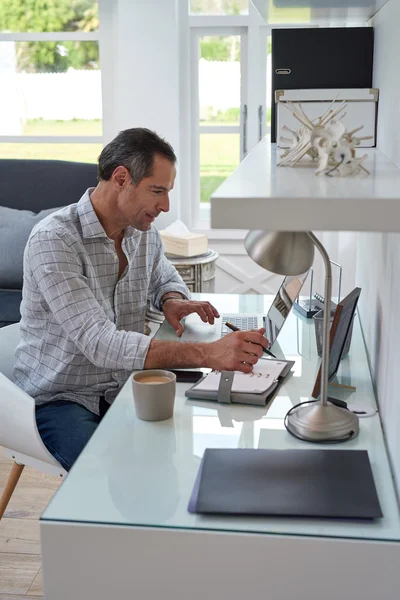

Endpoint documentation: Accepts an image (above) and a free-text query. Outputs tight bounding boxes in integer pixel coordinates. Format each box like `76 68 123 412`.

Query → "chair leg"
0 462 25 519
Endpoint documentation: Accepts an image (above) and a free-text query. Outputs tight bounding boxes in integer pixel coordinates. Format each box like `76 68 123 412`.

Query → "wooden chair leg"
0 462 25 519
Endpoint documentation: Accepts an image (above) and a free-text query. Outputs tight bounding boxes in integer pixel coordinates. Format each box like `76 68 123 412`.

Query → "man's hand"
162 298 220 337
207 328 269 373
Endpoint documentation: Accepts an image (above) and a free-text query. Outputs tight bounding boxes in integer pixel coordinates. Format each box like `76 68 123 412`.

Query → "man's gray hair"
98 128 176 184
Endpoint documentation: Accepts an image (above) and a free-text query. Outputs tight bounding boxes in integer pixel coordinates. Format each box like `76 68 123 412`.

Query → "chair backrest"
0 322 20 380
0 323 61 465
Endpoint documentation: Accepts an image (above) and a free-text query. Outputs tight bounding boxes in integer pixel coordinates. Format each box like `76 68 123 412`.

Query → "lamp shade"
244 231 315 276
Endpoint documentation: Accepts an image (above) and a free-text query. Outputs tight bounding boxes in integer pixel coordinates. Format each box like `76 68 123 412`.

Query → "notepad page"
192 360 287 394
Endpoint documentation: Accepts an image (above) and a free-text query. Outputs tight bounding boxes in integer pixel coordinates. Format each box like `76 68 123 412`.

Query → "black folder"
188 448 382 519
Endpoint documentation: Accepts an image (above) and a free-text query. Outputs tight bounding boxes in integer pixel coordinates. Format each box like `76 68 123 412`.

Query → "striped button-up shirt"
14 189 189 415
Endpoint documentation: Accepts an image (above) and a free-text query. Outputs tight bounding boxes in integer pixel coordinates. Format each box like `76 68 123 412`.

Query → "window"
190 0 249 16
0 0 102 163
197 33 244 206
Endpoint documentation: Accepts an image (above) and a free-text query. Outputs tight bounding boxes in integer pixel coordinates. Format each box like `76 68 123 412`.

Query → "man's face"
118 153 176 231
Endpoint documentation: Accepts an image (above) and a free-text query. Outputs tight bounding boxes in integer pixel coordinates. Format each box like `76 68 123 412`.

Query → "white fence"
0 57 271 134
199 58 240 112
198 57 271 115
18 70 103 121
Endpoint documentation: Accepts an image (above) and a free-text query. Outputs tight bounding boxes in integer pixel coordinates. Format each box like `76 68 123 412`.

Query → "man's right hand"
207 328 269 373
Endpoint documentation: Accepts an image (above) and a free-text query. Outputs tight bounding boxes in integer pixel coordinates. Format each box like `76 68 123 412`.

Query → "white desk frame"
40 294 400 600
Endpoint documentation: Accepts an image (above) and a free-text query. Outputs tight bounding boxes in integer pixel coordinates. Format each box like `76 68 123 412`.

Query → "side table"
166 249 219 293
144 249 219 335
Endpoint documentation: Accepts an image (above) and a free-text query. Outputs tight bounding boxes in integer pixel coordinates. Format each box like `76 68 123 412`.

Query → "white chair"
0 323 66 519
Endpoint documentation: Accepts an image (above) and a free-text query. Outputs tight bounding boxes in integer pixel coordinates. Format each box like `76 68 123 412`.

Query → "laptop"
156 272 309 348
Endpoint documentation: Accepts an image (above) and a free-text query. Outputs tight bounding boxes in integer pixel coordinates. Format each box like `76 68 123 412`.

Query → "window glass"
0 142 101 162
268 1 311 24
0 0 98 33
200 133 239 202
0 41 102 136
199 35 241 126
190 0 248 15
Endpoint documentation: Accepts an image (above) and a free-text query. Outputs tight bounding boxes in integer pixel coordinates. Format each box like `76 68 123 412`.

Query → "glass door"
191 29 247 223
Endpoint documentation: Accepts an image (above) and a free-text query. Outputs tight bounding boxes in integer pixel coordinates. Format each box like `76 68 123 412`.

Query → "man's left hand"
162 299 220 337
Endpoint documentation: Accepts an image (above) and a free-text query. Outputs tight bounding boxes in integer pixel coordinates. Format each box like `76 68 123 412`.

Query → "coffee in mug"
132 369 176 421
135 375 171 384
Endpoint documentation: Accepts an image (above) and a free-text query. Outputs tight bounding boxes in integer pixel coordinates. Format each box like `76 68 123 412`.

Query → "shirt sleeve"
27 230 151 371
149 234 191 310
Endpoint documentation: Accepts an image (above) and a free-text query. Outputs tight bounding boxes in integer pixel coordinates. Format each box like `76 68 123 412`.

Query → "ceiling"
251 0 391 25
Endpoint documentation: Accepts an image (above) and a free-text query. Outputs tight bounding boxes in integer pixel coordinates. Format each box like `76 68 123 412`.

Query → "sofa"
0 159 98 327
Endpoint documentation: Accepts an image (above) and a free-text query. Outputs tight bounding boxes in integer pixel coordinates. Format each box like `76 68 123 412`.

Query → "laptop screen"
265 273 308 345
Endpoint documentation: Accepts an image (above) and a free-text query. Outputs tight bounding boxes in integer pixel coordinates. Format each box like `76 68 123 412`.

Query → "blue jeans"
36 398 109 472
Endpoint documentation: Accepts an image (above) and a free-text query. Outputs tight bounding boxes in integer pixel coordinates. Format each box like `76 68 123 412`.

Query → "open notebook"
191 360 288 395
185 359 294 407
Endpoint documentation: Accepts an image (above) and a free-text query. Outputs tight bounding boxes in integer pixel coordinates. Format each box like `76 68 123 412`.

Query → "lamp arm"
307 232 332 407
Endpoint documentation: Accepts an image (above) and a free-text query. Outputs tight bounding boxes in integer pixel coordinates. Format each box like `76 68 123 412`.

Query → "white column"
99 0 189 228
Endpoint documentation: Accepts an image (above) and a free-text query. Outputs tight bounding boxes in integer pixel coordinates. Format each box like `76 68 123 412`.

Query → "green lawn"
268 0 311 23
0 120 103 163
0 142 103 163
24 119 102 136
200 132 239 202
0 119 247 202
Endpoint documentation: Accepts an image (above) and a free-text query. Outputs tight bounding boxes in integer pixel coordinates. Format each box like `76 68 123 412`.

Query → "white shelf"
210 138 400 231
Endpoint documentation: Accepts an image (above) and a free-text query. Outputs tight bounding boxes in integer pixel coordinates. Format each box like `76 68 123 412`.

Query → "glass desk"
40 294 400 600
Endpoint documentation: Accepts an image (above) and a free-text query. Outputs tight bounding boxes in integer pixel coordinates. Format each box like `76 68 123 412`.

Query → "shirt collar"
77 188 146 242
77 188 110 240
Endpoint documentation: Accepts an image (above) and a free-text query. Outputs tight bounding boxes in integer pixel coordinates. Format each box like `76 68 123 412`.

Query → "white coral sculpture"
277 99 372 176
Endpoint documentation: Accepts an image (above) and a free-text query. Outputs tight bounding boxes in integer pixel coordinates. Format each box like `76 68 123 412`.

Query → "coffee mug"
132 369 176 421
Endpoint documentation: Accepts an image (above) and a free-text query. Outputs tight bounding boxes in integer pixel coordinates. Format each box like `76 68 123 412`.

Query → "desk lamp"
245 231 359 442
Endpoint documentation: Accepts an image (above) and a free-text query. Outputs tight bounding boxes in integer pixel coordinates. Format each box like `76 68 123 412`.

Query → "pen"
224 321 277 358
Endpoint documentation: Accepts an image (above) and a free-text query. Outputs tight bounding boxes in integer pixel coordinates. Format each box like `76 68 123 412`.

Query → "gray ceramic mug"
132 369 176 421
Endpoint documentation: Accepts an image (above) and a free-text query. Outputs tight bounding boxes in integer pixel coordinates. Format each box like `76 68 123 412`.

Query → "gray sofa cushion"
0 159 97 327
0 205 62 288
0 159 98 212
0 289 22 325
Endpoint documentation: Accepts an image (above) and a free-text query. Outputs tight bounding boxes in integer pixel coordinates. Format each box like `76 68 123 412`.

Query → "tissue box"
160 231 208 257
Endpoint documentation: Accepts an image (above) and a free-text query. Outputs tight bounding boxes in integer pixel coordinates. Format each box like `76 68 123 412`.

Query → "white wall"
356 0 400 494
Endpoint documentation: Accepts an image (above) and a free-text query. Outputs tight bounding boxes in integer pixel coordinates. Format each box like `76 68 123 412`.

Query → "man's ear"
112 166 131 190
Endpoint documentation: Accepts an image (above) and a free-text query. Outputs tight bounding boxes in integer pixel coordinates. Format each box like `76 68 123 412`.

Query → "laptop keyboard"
221 315 259 336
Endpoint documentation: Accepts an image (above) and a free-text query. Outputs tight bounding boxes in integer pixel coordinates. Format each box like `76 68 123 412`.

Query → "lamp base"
285 400 359 442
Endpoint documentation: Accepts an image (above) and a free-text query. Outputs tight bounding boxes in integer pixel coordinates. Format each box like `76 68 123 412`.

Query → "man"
14 128 267 471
